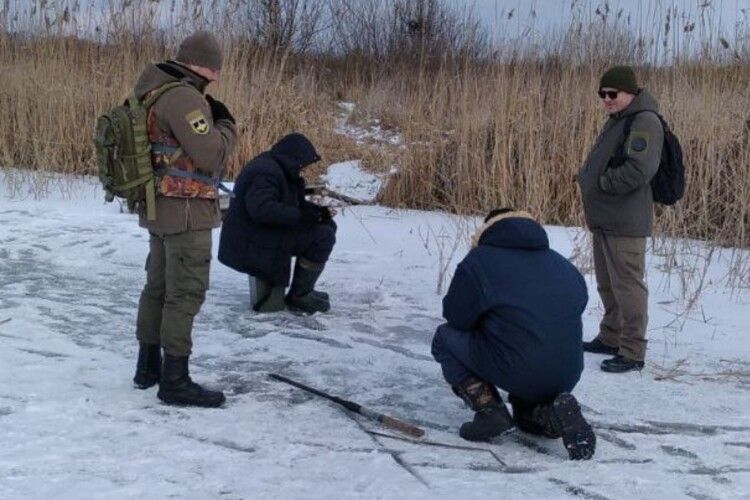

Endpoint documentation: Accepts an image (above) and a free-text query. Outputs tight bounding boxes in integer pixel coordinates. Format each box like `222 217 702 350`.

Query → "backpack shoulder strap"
622 112 638 139
142 81 187 110
625 110 668 135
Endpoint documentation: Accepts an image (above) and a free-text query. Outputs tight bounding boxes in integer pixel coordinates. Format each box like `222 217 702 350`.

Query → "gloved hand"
300 206 321 225
205 94 235 124
318 206 334 223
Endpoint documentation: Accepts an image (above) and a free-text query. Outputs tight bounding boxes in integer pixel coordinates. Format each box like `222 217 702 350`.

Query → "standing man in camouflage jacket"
578 66 663 373
132 32 237 407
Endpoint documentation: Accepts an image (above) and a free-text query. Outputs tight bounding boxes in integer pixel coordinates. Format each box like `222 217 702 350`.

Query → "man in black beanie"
131 31 237 407
578 65 663 373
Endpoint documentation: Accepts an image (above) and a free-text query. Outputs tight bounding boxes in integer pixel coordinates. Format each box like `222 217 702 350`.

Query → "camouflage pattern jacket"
133 61 237 235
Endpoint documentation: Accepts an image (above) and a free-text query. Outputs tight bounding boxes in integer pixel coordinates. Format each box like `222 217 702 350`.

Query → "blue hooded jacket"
442 215 588 401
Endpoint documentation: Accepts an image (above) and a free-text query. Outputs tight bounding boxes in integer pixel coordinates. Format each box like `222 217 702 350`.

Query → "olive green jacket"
577 89 664 237
133 61 237 235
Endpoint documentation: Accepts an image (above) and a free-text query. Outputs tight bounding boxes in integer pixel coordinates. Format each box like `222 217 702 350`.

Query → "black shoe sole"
285 302 331 314
157 391 226 408
551 393 596 460
459 405 517 442
459 423 516 442
600 359 645 373
133 375 159 390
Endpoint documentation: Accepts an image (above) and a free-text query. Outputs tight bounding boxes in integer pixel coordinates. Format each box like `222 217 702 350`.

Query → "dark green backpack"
94 82 182 220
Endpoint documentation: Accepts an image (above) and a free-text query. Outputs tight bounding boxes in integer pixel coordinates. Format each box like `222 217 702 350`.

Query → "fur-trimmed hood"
471 211 549 250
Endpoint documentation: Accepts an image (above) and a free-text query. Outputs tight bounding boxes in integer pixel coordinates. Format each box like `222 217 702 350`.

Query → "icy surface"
322 161 384 203
0 174 748 499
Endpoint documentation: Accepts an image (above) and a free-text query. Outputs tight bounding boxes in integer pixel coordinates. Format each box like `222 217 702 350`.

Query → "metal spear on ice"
269 373 425 438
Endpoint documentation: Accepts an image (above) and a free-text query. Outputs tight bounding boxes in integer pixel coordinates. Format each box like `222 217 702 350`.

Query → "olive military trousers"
592 232 649 362
135 230 212 357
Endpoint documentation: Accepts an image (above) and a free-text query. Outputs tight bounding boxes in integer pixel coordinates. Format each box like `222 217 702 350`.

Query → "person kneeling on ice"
219 133 336 314
431 209 596 460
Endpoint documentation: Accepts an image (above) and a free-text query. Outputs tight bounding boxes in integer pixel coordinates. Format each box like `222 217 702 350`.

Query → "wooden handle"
382 415 425 438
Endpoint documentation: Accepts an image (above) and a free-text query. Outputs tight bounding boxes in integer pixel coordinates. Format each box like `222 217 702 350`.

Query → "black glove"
318 206 333 223
300 206 321 225
205 94 235 124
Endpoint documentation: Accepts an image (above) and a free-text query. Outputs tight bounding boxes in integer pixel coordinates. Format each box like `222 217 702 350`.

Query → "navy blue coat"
218 133 321 285
442 217 588 401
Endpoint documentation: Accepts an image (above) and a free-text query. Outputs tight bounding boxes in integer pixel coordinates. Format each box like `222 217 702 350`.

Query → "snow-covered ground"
0 171 748 500
321 160 385 204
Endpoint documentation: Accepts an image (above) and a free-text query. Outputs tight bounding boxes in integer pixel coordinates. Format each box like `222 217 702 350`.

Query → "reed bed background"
1 0 749 253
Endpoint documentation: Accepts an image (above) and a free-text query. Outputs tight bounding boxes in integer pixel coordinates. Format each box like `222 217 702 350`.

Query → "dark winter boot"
582 338 618 355
509 395 555 437
285 258 330 314
549 393 596 460
510 393 596 460
157 354 226 408
253 279 286 313
133 343 161 389
601 355 644 373
453 377 515 441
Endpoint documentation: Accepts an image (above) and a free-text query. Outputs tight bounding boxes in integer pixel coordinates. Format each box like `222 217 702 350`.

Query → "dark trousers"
431 323 478 386
292 220 336 264
432 323 576 403
433 324 561 437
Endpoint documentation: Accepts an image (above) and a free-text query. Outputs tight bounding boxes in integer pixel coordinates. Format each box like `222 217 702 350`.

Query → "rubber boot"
285 258 330 314
133 343 161 389
453 376 515 441
157 354 226 408
253 278 287 313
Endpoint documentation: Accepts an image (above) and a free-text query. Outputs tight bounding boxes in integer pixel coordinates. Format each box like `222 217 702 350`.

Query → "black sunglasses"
598 89 620 99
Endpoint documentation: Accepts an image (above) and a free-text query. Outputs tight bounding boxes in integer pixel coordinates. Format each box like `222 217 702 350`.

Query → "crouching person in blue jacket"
219 133 336 314
431 209 596 460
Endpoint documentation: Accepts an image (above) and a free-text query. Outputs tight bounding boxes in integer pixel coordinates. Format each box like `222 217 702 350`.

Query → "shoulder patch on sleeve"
185 110 209 135
628 131 650 154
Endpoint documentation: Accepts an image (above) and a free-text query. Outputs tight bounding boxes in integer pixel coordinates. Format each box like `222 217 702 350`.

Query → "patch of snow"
0 173 749 499
335 101 403 147
321 160 384 203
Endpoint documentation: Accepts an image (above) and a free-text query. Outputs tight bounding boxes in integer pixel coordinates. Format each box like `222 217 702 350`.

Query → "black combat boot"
512 393 596 460
509 395 556 437
582 338 619 355
549 393 596 460
285 258 330 314
157 354 226 408
133 343 161 389
601 355 644 373
453 377 515 441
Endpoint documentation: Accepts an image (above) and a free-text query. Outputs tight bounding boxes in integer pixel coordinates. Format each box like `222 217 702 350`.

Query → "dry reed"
1 0 748 256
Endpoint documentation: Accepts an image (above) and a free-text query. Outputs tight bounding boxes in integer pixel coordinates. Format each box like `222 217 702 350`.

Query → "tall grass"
1 0 749 254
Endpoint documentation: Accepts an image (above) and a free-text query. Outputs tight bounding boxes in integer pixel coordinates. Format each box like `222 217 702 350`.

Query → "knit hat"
599 66 638 94
176 31 223 71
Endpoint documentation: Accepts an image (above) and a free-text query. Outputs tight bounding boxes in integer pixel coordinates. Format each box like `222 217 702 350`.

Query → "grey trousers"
592 232 649 361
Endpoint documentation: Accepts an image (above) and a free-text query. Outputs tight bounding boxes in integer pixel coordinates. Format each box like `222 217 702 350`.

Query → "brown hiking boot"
453 377 515 441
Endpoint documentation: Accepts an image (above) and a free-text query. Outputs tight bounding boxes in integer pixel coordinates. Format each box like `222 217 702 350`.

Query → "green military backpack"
94 82 182 220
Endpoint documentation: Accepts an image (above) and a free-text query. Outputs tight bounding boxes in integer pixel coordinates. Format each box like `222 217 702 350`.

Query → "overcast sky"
457 0 747 41
7 0 748 45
